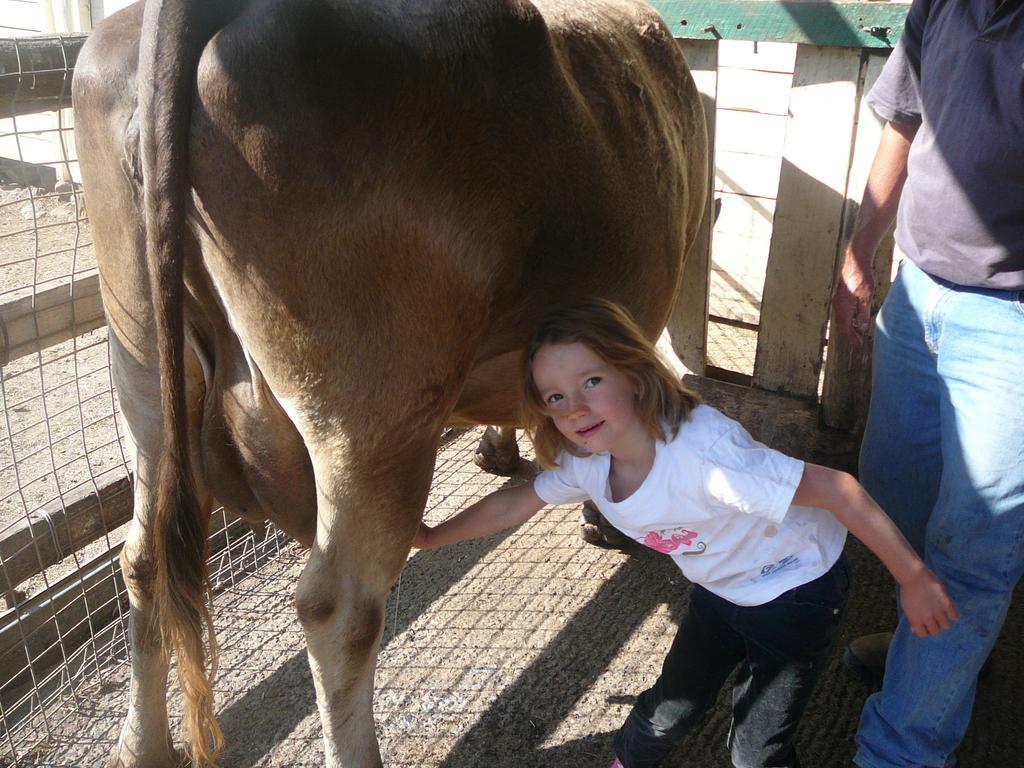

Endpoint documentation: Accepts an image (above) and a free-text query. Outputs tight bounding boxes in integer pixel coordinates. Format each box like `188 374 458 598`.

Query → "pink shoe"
609 758 625 768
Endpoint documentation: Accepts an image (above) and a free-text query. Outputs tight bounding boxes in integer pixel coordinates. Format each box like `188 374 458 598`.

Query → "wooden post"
753 44 862 398
668 39 717 376
821 51 896 433
0 36 87 119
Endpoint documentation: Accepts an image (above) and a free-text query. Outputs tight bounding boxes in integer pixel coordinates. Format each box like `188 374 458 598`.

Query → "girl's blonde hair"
520 299 701 468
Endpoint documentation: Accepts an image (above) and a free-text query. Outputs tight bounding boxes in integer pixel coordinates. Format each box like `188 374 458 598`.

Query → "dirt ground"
0 183 93 298
8 427 1023 768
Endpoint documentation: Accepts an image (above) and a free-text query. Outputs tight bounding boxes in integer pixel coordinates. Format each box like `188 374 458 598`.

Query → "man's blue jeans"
854 259 1024 768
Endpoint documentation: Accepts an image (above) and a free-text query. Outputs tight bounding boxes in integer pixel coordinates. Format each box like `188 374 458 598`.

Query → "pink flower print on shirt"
641 527 703 555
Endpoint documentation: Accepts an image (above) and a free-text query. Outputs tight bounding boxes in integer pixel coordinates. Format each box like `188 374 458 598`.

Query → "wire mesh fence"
0 34 300 764
3 428 536 768
1 32 128 763
0 44 540 765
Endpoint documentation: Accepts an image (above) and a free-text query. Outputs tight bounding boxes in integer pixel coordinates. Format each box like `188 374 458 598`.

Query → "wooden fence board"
0 272 106 365
716 67 793 114
718 39 797 73
821 52 895 432
0 467 133 591
715 150 782 200
0 546 125 706
0 35 85 119
753 45 862 398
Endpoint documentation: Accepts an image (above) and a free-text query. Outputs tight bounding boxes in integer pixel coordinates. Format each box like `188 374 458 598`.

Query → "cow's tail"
136 1 238 764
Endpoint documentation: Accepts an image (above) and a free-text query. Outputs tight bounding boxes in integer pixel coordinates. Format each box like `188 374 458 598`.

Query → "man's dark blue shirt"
868 0 1024 289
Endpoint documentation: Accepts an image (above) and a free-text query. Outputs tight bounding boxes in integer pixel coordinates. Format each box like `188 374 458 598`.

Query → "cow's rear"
73 1 705 766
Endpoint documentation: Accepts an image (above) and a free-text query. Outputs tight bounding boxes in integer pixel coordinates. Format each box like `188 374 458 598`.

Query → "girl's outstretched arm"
414 482 548 550
792 463 959 638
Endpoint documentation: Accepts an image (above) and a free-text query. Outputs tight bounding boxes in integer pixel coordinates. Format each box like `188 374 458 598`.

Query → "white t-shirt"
534 405 847 606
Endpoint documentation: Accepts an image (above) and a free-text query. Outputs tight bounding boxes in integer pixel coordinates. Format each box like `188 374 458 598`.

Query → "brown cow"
72 0 706 765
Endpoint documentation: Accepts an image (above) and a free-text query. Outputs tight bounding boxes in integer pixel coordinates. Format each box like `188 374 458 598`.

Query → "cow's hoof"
473 427 521 476
580 501 629 549
599 523 630 549
580 520 604 544
106 742 185 768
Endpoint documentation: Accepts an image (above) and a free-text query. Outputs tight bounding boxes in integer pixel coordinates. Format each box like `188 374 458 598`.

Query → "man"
832 1 1024 766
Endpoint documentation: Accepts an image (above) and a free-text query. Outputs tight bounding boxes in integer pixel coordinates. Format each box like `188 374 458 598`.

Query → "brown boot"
845 631 993 684
844 632 893 684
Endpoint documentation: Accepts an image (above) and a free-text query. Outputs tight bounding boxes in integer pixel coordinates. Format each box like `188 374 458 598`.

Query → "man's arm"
792 462 958 637
832 120 919 346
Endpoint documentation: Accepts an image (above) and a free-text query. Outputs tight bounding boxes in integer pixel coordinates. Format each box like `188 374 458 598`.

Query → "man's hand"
831 120 917 348
833 247 874 347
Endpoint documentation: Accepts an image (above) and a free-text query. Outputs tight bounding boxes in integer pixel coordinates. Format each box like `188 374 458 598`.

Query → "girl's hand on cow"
900 567 959 638
412 483 547 551
412 522 433 550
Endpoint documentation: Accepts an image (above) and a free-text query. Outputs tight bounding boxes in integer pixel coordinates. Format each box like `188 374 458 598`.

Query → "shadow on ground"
217 522 1023 767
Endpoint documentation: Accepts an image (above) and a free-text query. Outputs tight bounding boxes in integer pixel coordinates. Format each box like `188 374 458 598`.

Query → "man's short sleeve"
866 1 928 125
700 425 805 524
534 454 590 505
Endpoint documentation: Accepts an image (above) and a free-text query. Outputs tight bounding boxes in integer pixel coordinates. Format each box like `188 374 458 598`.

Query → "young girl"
414 300 958 768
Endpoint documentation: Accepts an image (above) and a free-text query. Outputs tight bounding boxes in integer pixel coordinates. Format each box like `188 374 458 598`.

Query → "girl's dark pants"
613 555 851 768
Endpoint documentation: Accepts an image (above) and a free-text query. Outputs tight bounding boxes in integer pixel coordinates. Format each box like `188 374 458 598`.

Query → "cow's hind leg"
295 437 434 768
107 340 184 768
112 523 183 768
